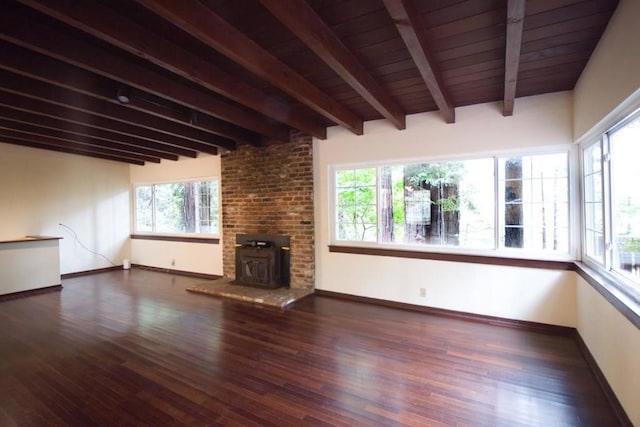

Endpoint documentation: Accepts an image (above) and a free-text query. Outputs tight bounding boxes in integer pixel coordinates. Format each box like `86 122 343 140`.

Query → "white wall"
314 92 577 326
573 1 640 423
577 278 640 425
0 143 131 274
573 0 640 140
129 154 223 275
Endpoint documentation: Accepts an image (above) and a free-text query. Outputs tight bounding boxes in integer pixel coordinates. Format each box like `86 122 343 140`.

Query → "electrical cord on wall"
59 223 116 266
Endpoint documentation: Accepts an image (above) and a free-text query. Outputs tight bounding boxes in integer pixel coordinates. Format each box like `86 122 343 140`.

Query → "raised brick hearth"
221 131 314 289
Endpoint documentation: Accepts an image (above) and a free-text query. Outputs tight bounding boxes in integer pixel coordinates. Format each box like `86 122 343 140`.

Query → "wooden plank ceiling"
0 0 619 165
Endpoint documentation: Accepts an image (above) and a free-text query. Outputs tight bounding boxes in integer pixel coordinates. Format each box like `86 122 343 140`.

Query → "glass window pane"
583 141 605 263
610 117 640 284
584 143 602 175
154 182 185 233
196 180 219 234
135 185 153 232
498 153 569 252
380 159 494 248
355 168 376 186
336 169 356 187
585 230 605 264
584 172 602 203
335 168 376 242
135 179 219 235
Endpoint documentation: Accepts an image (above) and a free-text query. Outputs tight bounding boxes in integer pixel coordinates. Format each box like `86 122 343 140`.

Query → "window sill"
328 245 575 270
130 234 220 244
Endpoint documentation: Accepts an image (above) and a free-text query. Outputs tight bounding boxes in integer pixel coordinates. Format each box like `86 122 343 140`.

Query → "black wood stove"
234 234 290 289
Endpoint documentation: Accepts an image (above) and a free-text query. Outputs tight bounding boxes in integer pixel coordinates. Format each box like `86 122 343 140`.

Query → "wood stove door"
236 247 280 288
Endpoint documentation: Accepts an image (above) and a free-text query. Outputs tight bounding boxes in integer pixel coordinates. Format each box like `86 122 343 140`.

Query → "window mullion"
151 184 157 233
493 157 500 250
195 183 201 234
602 134 613 270
376 166 381 244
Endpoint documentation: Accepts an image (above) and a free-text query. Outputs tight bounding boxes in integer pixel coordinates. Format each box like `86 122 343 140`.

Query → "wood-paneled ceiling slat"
0 109 185 160
135 0 363 135
0 0 618 164
0 128 162 164
259 0 406 130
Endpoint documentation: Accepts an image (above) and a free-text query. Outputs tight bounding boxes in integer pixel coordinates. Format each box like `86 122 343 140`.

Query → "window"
134 179 219 236
336 168 376 241
332 152 570 256
583 143 605 264
583 111 640 292
498 154 569 252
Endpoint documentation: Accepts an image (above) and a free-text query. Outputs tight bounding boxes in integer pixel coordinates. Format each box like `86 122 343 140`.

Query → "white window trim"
132 176 221 238
329 148 576 262
579 102 640 302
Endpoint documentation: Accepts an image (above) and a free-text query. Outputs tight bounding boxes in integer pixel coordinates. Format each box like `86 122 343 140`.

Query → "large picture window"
583 111 640 292
332 152 570 256
134 178 219 236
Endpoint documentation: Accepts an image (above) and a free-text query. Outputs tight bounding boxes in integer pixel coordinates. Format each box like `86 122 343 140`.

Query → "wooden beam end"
443 108 455 124
352 121 364 136
503 100 515 116
393 115 407 130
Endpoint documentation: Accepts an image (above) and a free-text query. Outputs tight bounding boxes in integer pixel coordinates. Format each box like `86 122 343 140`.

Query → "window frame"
132 176 221 239
580 108 640 302
329 148 576 262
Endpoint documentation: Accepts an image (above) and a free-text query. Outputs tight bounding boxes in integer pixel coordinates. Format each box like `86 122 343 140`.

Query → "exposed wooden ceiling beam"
0 113 178 161
0 69 234 151
0 41 262 146
382 0 455 124
0 105 185 160
259 0 406 130
130 97 262 147
0 90 219 155
134 0 363 135
14 0 324 140
0 5 290 142
0 134 145 165
0 128 161 164
503 0 526 116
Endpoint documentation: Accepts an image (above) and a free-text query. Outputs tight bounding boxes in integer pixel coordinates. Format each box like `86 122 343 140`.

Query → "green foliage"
336 168 377 241
336 168 376 187
404 162 464 188
404 162 466 214
622 237 640 253
392 171 405 227
435 194 459 212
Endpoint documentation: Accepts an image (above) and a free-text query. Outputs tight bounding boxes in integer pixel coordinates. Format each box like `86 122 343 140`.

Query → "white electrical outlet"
419 288 426 298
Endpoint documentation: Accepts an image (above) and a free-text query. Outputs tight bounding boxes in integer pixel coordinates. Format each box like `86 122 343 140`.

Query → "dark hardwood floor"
0 269 620 426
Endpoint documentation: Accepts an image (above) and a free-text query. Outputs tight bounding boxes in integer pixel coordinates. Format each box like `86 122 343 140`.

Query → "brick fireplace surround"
221 131 314 289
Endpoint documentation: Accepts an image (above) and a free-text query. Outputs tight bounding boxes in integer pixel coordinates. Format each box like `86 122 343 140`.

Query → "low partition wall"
0 236 62 296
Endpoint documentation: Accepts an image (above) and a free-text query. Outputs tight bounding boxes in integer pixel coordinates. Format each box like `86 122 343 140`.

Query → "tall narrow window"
197 181 219 234
583 141 605 264
335 168 377 241
609 116 640 283
498 153 569 252
135 185 153 232
582 109 640 297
